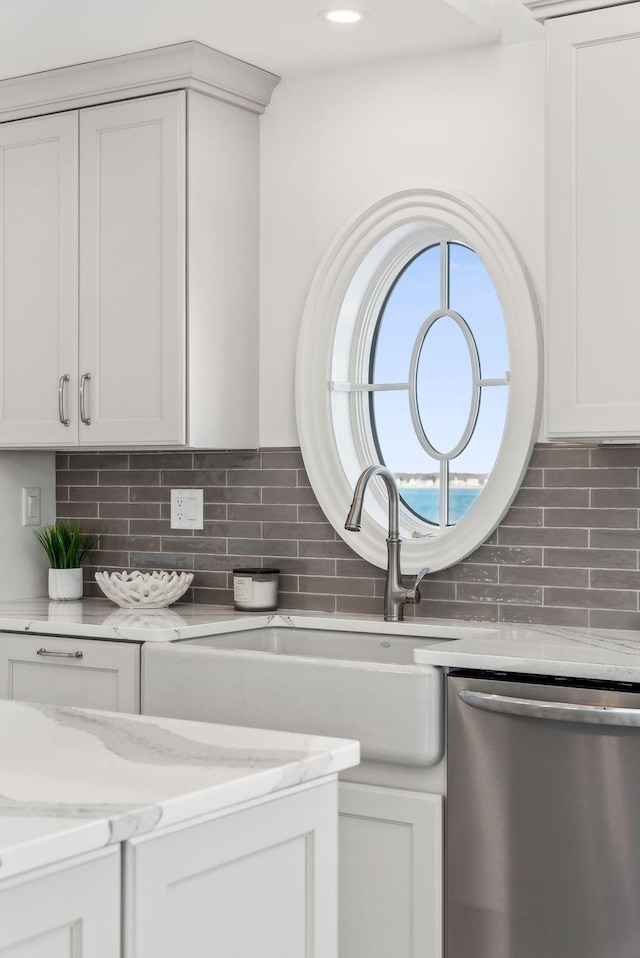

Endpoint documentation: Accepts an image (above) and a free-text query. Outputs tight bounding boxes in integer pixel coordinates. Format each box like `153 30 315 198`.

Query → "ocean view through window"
400 481 484 525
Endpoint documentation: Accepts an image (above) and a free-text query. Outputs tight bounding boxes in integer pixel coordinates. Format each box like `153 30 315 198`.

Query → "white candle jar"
233 568 279 612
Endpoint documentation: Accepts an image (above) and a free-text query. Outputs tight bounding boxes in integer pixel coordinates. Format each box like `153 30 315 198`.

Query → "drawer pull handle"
36 648 83 659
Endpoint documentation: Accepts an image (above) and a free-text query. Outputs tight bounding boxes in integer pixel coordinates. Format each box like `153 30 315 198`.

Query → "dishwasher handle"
458 689 640 727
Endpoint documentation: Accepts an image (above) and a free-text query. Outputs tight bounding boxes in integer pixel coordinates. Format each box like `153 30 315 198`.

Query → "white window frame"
295 188 542 573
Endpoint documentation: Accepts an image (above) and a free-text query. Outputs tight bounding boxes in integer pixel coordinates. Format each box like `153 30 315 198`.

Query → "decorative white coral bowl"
94 570 194 609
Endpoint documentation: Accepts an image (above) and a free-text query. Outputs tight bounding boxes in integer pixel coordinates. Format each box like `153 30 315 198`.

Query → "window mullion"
331 381 409 393
477 378 509 387
440 460 449 528
441 241 449 311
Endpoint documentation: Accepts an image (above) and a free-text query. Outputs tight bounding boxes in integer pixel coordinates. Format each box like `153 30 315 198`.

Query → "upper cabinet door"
79 92 186 445
0 112 78 445
546 5 640 439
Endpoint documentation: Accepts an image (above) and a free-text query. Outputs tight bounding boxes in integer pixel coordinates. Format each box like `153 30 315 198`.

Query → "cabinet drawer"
0 633 140 712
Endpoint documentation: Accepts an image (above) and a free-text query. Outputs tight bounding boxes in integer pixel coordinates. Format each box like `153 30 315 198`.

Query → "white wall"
0 452 55 598
259 39 546 446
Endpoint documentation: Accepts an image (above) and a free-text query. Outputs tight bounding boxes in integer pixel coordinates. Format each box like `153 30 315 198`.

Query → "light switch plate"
170 489 204 530
22 487 41 527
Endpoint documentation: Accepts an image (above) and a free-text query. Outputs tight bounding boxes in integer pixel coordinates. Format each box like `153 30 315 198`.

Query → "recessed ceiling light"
321 9 365 24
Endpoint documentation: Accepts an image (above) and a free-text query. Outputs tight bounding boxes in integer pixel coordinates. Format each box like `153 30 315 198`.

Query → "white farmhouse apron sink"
143 625 446 766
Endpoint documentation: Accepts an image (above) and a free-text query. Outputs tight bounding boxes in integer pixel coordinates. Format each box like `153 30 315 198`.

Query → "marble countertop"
0 598 256 642
5 598 640 682
0 597 499 643
413 623 640 682
0 699 358 882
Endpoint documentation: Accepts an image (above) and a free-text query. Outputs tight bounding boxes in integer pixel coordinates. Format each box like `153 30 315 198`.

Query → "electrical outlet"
170 489 204 530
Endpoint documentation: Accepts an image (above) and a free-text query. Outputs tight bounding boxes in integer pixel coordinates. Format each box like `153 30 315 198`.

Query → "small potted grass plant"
34 522 99 600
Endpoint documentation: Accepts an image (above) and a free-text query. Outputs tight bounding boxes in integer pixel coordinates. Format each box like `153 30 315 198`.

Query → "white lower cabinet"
0 781 339 958
339 782 443 958
124 781 338 958
0 848 120 958
0 634 140 712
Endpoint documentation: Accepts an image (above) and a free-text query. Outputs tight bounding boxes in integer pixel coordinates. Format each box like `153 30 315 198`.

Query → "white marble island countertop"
0 700 358 882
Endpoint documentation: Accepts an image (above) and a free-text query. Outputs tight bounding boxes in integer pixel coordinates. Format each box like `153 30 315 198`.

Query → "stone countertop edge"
413 625 640 683
0 700 359 883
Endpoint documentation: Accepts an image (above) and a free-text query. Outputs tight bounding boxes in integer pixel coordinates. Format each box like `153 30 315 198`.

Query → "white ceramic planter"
48 568 83 601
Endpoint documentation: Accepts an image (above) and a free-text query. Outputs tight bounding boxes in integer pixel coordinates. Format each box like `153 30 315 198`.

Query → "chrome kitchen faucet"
345 465 429 622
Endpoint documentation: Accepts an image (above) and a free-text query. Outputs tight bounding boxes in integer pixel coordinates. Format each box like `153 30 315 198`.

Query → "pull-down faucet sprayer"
345 465 429 622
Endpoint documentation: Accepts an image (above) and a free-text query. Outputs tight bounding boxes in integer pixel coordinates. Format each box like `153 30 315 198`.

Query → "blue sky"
371 242 509 476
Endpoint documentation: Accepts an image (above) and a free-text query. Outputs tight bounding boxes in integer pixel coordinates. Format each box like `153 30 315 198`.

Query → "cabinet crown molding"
0 41 280 121
523 0 638 21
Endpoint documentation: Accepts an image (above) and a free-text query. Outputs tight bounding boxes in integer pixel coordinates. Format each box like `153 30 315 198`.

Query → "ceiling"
0 0 541 82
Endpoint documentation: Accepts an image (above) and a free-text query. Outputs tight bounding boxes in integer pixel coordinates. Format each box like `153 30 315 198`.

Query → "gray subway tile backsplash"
56 443 640 630
456 583 543 606
545 507 638 529
588 528 640 549
499 565 589 588
591 488 640 508
544 587 638 611
500 507 543 527
544 467 637 488
529 446 590 468
542 547 637 569
514 487 590 508
498 604 589 628
498 526 589 547
589 569 640 590
589 610 640 630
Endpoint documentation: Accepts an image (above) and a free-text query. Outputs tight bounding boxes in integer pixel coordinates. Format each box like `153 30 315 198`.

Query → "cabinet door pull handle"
36 648 84 659
58 374 70 426
80 372 91 425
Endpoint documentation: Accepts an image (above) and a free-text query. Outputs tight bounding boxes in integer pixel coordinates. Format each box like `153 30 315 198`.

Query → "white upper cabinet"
0 43 278 449
0 112 78 445
545 3 640 439
79 93 186 445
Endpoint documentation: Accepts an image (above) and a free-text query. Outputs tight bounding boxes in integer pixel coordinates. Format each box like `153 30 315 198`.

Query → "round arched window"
296 189 541 574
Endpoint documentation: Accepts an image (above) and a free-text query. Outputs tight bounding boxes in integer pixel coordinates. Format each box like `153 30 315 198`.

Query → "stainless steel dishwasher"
447 669 640 958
